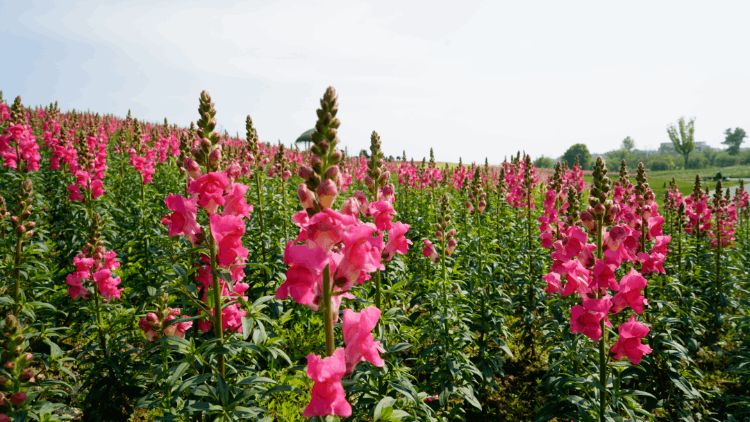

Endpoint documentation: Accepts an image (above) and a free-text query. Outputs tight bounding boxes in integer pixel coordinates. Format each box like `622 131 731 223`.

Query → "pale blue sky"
2 0 749 164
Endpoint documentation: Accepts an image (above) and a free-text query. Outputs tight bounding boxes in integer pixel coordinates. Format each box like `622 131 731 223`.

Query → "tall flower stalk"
275 87 397 418
9 180 35 315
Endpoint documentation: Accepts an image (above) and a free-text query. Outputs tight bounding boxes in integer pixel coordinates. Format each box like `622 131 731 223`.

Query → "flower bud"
329 150 342 164
317 179 338 209
208 148 221 167
10 392 27 406
446 238 457 256
226 162 241 182
340 197 359 217
364 176 375 190
298 184 315 209
310 155 323 171
478 200 486 214
184 158 202 180
200 137 211 152
298 166 313 180
580 211 595 231
324 165 340 181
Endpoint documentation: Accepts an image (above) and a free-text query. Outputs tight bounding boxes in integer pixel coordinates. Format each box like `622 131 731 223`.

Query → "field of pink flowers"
0 87 749 422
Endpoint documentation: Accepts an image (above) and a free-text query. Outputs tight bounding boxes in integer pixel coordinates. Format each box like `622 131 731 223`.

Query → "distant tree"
534 156 554 169
562 144 591 170
667 117 695 169
359 149 370 158
622 136 635 151
702 149 718 167
722 127 746 156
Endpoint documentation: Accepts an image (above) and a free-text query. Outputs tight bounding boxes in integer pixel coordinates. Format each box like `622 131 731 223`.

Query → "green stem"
641 212 649 322
254 173 268 274
93 288 108 356
595 215 607 422
13 237 23 315
375 270 382 310
161 340 171 406
322 264 334 357
209 234 225 376
280 177 289 247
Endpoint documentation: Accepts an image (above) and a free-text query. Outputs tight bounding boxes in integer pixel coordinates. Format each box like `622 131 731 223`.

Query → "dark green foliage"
562 144 591 170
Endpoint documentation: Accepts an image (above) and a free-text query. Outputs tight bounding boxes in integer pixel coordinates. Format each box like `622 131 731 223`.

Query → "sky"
2 0 749 164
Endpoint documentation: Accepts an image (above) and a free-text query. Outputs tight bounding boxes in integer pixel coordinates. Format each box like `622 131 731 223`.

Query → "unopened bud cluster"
9 180 35 240
297 87 343 213
365 131 390 198
190 91 222 173
0 315 34 412
467 167 487 214
437 195 457 257
711 180 729 215
244 115 270 175
581 157 615 230
634 163 656 223
272 144 292 182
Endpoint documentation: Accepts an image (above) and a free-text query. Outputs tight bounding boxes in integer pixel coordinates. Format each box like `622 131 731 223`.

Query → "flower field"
0 87 749 422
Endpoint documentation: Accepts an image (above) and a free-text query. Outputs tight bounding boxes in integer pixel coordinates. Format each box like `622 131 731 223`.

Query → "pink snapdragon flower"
188 172 230 214
383 222 412 261
342 307 385 374
335 224 384 289
610 315 652 364
302 349 352 418
611 269 647 314
65 248 122 300
162 194 202 243
570 297 613 341
210 213 249 266
368 200 395 231
276 243 329 307
422 239 439 262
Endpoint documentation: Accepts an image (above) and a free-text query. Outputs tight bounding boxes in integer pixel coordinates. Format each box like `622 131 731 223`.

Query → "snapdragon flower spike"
0 97 41 172
276 88 403 418
543 157 654 365
684 175 711 236
539 162 566 248
194 257 250 332
128 120 156 184
709 180 737 248
65 214 123 300
66 128 110 203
